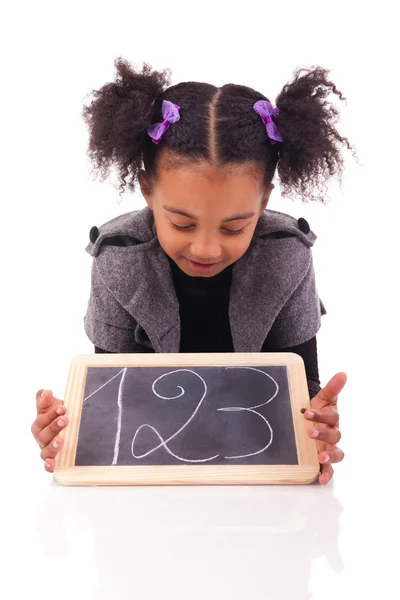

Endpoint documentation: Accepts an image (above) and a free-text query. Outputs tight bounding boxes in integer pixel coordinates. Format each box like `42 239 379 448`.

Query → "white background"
2 1 399 599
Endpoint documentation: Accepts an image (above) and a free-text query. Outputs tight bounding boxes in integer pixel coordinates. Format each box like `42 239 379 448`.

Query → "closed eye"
223 228 245 235
171 223 193 231
171 223 245 235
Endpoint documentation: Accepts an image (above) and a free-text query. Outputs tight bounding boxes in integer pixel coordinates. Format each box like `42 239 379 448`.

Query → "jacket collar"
86 207 316 353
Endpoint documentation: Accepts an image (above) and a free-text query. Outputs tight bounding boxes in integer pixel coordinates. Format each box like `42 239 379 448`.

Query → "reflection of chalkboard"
75 366 297 467
55 353 319 485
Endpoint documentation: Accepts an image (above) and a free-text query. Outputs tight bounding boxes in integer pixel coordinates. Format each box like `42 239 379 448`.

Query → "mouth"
185 258 220 274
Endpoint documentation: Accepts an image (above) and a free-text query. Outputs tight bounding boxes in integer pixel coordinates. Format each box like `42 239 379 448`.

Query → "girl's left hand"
303 372 347 485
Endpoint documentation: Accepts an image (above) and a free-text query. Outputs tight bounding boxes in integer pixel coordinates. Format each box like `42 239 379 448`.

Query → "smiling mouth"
184 258 220 273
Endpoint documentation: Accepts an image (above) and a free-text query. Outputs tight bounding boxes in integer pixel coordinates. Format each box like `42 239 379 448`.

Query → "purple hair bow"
253 100 284 144
147 100 181 144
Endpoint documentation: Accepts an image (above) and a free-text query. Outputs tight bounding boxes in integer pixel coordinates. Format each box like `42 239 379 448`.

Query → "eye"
171 223 193 231
170 222 245 235
223 228 245 235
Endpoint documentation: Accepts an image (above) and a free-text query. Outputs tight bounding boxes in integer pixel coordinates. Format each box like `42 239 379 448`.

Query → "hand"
31 389 69 472
303 372 347 485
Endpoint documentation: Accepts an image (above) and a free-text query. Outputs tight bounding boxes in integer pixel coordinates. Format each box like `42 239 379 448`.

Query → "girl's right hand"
32 389 69 472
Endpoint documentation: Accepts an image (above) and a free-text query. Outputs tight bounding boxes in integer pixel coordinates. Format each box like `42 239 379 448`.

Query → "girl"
32 58 353 483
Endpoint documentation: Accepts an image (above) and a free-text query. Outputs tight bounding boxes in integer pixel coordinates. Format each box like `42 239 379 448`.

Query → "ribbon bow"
253 100 284 144
147 100 181 144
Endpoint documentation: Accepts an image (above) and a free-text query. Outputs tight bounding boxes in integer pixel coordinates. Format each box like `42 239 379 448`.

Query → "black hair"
81 57 357 203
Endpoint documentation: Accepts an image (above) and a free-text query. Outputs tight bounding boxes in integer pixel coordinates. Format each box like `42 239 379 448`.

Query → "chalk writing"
78 364 298 467
217 367 278 459
131 369 219 463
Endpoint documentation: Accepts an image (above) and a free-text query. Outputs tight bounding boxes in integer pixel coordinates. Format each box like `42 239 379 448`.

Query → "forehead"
154 153 264 213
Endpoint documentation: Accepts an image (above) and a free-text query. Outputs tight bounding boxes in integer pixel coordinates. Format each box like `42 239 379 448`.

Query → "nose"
189 234 222 262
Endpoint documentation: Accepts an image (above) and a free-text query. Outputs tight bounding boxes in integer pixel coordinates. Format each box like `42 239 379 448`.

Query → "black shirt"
95 259 321 398
170 258 235 352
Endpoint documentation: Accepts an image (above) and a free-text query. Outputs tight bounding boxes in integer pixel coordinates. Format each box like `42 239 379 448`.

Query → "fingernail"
45 462 51 469
53 440 60 449
56 407 64 415
41 390 47 398
311 428 319 438
323 455 330 463
306 410 315 419
57 419 64 427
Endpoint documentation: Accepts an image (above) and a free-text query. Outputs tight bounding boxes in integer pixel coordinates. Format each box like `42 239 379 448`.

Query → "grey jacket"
84 206 326 353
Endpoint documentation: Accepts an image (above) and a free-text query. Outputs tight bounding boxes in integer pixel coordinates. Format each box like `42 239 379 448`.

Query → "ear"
260 183 274 214
138 170 153 208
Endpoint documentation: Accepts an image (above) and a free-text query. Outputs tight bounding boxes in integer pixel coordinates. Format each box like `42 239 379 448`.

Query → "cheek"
155 221 186 257
226 232 254 260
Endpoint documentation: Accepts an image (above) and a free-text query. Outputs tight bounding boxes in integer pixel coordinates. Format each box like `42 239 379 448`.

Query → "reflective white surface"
5 449 399 600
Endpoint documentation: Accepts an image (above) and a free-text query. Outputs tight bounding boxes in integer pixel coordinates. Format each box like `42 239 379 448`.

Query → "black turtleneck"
169 258 235 352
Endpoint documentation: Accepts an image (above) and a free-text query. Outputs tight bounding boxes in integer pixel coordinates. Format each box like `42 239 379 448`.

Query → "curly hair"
81 57 357 203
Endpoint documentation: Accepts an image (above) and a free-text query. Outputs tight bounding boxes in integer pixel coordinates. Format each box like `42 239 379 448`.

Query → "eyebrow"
163 206 255 222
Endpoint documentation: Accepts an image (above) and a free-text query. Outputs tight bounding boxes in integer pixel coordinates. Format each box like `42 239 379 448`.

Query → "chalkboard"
76 365 297 467
55 353 319 485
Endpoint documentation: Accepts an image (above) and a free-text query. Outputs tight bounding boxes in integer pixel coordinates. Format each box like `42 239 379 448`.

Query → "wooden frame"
55 353 319 486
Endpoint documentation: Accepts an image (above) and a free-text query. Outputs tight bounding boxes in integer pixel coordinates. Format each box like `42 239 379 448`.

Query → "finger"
37 415 69 449
319 463 334 484
40 436 64 461
44 457 56 473
36 389 64 415
308 426 341 445
312 372 347 409
36 389 54 413
31 403 67 440
318 448 345 465
304 407 339 427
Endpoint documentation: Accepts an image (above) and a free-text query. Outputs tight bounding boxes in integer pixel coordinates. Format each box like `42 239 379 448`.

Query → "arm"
260 249 325 399
262 335 321 399
85 259 153 353
94 344 154 354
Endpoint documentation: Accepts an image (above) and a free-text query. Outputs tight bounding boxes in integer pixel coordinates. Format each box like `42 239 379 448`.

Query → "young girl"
32 58 352 483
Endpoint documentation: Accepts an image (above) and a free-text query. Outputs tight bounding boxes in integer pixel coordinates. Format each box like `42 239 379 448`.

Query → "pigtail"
274 66 357 203
81 57 170 196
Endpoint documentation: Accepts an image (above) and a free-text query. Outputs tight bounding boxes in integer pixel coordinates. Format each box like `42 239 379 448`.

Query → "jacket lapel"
96 241 181 353
230 236 311 352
